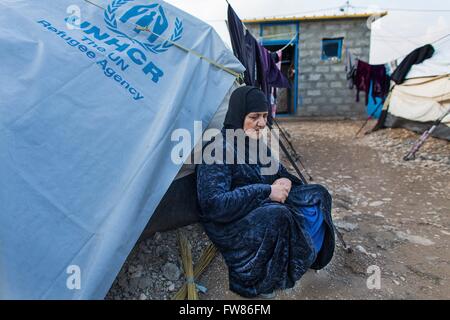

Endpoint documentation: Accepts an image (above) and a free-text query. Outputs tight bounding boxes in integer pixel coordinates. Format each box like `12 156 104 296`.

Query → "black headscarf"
224 86 270 129
221 86 273 166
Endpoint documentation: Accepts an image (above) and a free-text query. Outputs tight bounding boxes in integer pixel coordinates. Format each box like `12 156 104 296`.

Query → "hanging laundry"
227 4 290 90
256 44 270 101
371 64 390 102
267 49 291 88
355 60 390 105
270 51 284 117
270 87 277 118
244 30 258 86
227 3 290 120
270 51 279 63
386 60 398 76
256 44 291 107
243 31 270 91
354 60 371 103
391 44 435 84
276 50 282 71
227 5 253 85
345 48 357 89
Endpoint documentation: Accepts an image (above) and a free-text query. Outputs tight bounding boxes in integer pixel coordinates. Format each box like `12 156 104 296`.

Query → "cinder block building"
243 13 384 118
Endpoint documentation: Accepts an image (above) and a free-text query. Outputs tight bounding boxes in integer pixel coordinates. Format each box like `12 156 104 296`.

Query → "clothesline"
348 41 440 109
225 0 249 32
276 33 298 52
349 33 450 66
432 33 450 45
227 0 449 63
226 3 298 55
227 2 291 118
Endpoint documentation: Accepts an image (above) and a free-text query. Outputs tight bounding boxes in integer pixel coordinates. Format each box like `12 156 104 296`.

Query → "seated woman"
196 86 335 298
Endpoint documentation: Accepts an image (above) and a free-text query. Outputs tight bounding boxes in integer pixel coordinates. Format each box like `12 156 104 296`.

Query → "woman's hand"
274 178 292 193
270 183 290 203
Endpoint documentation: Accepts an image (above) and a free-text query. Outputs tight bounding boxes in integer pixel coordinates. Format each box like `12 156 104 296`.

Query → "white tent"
370 13 450 140
0 0 244 299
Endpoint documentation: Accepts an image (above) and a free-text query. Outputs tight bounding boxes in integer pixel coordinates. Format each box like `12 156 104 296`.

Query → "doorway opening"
263 43 296 115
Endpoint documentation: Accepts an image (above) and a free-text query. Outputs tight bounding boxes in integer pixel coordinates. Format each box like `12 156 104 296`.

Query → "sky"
165 0 450 63
165 0 450 21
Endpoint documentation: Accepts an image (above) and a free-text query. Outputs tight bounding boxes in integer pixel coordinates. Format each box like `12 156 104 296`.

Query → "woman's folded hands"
269 178 292 203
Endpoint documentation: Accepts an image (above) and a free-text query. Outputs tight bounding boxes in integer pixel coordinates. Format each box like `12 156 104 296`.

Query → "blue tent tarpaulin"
0 0 243 299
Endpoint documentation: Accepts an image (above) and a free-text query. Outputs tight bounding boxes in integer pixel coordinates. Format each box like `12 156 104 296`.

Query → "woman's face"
243 112 268 139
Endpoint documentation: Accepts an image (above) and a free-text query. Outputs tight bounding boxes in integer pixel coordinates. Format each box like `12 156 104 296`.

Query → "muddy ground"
107 120 450 300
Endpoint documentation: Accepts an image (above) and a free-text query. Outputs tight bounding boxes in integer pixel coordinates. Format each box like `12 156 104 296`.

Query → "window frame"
321 38 344 61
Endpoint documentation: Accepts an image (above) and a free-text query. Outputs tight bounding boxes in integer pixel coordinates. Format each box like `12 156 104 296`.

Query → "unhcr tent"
0 0 243 299
370 14 450 140
143 88 235 237
383 73 450 140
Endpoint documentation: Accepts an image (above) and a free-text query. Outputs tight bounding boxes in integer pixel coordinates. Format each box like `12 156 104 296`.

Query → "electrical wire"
353 5 450 13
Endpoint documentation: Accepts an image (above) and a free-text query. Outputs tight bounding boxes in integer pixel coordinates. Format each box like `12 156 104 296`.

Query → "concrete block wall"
297 19 371 118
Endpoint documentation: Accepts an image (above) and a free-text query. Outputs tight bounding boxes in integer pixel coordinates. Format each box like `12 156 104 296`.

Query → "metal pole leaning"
269 124 352 253
272 119 314 181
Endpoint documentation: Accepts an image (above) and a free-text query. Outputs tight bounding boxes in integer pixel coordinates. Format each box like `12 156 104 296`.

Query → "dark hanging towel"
227 4 291 89
355 60 371 103
391 44 435 84
227 5 253 85
355 60 390 105
244 30 258 86
371 64 390 103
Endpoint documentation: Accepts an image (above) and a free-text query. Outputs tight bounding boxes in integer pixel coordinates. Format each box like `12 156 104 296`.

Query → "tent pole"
354 103 382 138
404 105 450 161
275 132 308 185
273 118 301 160
267 123 307 184
269 124 352 252
272 119 314 181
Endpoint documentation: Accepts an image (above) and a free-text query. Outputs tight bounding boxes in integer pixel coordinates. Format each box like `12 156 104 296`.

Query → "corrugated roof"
243 12 387 24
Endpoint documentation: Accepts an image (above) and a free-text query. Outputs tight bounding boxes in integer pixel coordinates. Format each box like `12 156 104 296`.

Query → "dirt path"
108 120 449 300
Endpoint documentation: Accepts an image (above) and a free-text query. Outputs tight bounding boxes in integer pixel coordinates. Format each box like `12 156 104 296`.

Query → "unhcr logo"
66 0 184 84
104 0 183 54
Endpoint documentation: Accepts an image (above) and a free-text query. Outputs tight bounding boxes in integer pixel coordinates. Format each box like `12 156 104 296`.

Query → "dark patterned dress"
196 132 335 297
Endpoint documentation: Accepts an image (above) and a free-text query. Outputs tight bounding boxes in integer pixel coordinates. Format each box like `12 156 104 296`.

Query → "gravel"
354 125 450 172
106 224 211 300
162 262 181 281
